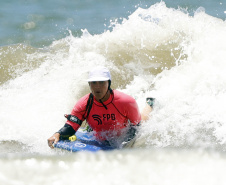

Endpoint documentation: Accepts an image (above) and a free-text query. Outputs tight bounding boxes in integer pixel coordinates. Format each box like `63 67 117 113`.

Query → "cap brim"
87 77 110 82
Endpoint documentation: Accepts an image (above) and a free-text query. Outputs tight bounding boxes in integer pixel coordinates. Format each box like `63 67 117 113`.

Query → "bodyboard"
54 129 114 152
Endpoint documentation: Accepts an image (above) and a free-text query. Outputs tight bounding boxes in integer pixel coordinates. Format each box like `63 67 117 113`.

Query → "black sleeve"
126 123 140 142
56 124 76 140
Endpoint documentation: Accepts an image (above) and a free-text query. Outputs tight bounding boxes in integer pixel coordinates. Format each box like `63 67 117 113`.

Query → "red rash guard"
66 90 141 140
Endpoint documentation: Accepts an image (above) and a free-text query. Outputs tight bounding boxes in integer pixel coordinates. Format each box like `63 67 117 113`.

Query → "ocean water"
1 0 226 184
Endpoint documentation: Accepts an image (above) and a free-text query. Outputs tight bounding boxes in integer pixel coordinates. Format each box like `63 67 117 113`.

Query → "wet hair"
108 80 111 90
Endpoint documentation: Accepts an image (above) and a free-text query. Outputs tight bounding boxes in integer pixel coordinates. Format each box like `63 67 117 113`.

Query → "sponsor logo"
103 114 115 121
92 114 116 125
74 143 86 147
70 116 77 122
92 115 102 125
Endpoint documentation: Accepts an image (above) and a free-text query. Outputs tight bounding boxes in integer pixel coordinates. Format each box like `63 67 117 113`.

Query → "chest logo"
92 115 102 125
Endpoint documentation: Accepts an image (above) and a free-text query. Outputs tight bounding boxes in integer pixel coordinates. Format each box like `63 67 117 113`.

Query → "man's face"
89 81 109 100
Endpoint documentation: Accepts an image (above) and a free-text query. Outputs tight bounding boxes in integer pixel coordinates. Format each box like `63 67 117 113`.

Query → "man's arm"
47 123 76 149
47 114 83 149
141 97 155 121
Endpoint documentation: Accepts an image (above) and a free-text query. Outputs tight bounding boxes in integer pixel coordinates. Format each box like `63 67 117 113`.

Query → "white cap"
87 66 111 82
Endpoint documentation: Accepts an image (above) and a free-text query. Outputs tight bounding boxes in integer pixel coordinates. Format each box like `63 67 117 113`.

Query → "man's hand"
47 133 60 149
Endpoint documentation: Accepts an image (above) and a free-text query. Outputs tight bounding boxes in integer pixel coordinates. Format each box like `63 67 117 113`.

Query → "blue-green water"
1 1 226 184
1 0 225 47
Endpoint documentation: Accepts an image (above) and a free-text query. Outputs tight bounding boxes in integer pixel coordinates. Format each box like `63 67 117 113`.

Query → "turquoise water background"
1 0 225 47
